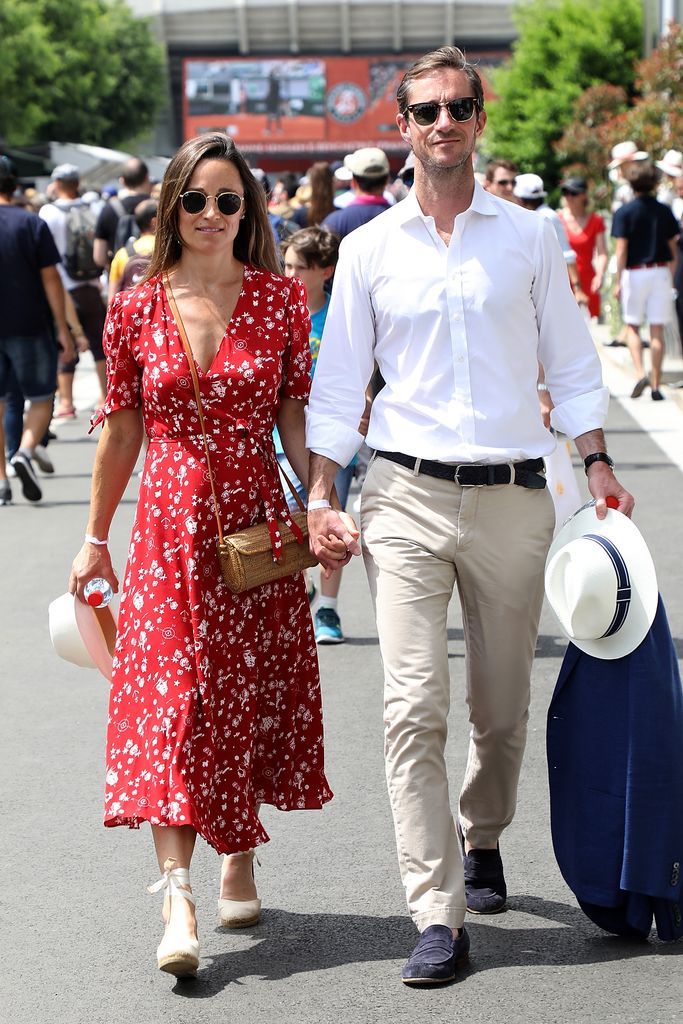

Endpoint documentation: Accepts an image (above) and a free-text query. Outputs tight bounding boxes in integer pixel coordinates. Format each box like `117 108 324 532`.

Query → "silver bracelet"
85 533 108 546
537 383 550 392
307 499 331 511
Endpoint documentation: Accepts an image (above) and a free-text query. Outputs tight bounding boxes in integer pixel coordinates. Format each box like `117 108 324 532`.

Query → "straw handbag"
166 276 318 594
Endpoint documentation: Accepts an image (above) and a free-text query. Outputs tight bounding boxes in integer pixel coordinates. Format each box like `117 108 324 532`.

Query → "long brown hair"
145 133 280 279
305 162 335 226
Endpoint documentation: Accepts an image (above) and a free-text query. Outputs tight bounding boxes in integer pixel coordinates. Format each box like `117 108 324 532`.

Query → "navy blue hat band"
584 534 632 637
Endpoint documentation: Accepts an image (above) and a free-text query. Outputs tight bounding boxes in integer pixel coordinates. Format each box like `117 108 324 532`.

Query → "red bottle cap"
86 591 104 607
606 496 619 510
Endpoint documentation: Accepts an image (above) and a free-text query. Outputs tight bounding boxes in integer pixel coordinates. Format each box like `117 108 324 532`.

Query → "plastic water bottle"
83 577 114 608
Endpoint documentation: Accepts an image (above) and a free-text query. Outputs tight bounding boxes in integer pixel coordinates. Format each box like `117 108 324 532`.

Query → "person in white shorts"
612 163 679 400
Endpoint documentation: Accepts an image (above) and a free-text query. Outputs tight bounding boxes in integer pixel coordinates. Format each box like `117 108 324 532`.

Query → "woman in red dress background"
69 134 352 978
558 176 608 319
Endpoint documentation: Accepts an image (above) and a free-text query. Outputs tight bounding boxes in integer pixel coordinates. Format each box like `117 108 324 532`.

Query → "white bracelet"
307 499 331 511
85 533 109 546
537 383 550 392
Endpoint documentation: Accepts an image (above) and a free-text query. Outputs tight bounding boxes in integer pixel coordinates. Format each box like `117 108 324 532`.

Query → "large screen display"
183 54 497 153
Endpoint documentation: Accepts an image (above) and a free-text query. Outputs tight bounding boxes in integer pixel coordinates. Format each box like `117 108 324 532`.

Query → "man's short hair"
121 157 149 190
485 159 517 184
625 163 657 195
397 46 484 114
134 199 158 233
277 172 300 200
0 155 17 197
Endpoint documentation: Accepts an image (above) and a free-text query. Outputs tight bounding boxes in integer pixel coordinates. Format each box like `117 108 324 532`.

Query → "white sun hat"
48 592 118 680
545 502 658 660
655 149 683 179
607 141 650 170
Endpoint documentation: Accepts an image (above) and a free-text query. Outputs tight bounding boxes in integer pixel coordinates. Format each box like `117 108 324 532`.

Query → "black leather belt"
376 452 546 489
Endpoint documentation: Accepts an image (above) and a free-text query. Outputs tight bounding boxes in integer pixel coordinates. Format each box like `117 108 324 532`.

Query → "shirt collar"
397 178 499 225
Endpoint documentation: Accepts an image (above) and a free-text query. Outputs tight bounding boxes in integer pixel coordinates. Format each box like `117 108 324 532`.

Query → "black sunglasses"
406 97 478 126
179 190 244 216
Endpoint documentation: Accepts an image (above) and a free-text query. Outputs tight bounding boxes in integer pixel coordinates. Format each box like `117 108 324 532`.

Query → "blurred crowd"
1 133 680 536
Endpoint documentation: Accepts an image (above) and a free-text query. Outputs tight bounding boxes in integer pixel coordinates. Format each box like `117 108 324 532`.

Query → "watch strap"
583 452 614 475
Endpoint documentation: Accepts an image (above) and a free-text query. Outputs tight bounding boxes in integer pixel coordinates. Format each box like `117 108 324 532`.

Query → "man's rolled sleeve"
305 407 364 468
550 386 610 440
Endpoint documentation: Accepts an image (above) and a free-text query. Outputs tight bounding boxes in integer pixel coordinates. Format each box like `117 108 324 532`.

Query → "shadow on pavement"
168 901 678 998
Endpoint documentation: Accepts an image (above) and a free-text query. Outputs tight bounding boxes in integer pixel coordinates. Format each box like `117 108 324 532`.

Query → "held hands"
586 464 634 520
309 509 361 576
69 544 119 603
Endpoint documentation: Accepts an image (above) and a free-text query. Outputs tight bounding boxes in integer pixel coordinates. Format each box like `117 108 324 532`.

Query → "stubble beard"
417 136 476 183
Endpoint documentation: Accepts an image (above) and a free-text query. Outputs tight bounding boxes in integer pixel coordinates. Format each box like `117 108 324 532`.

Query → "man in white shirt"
305 46 634 986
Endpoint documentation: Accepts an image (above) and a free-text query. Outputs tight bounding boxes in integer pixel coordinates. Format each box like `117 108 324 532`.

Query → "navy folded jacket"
547 596 683 941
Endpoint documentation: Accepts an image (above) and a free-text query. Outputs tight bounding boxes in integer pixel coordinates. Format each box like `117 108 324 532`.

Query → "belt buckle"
453 464 474 486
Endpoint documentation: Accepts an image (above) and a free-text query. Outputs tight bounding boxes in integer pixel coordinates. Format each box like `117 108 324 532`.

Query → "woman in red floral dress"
69 134 349 978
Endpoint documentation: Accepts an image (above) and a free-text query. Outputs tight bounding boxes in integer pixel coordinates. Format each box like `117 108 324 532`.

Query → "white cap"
513 173 547 200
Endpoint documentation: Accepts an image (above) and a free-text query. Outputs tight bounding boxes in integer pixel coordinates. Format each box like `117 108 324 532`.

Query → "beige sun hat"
545 502 658 660
49 592 118 680
607 141 649 170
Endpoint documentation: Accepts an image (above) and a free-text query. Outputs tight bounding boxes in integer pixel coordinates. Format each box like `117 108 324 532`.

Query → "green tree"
555 22 683 196
0 0 166 148
621 21 683 157
484 0 643 188
555 84 629 203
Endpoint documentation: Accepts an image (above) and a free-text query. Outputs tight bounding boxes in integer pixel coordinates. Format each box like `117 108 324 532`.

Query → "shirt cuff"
305 408 364 468
550 386 610 439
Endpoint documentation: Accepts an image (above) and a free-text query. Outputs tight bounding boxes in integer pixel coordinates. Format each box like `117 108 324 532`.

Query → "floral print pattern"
99 269 332 854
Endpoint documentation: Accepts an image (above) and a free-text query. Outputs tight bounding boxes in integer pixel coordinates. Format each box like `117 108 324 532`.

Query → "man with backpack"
107 200 157 301
39 164 107 415
93 157 151 270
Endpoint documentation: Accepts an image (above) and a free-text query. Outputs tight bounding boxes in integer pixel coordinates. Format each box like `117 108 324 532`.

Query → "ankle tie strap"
147 857 196 905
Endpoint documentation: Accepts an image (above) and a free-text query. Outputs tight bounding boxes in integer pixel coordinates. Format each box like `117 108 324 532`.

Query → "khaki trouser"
361 455 555 931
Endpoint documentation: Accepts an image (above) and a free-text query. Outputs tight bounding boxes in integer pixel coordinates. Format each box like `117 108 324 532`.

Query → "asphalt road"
1 345 682 1024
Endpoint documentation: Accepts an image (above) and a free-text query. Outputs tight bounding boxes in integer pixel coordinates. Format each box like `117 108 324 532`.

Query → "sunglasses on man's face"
179 190 244 216
495 177 516 187
405 97 478 127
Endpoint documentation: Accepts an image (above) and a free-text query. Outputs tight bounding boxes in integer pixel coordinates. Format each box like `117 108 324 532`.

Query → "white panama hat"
48 592 118 681
655 149 683 179
545 502 657 660
607 141 650 170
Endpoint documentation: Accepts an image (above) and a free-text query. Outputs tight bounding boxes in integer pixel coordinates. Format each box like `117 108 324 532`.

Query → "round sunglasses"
406 97 478 127
179 190 244 216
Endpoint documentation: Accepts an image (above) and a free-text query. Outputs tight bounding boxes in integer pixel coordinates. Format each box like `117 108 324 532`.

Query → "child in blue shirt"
276 227 354 644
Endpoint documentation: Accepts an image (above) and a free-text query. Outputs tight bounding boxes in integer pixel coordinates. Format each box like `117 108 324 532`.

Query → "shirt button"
454 314 461 322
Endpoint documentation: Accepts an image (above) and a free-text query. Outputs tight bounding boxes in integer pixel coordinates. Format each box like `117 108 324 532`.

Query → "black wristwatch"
583 452 615 475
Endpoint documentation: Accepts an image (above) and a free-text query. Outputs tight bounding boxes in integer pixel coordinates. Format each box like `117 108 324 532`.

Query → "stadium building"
128 0 518 169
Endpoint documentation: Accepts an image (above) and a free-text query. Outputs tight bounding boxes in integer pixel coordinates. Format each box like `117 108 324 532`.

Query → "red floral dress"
97 269 333 854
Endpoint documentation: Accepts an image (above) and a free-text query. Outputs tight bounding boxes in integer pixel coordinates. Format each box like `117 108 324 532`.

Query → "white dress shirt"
306 183 608 468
